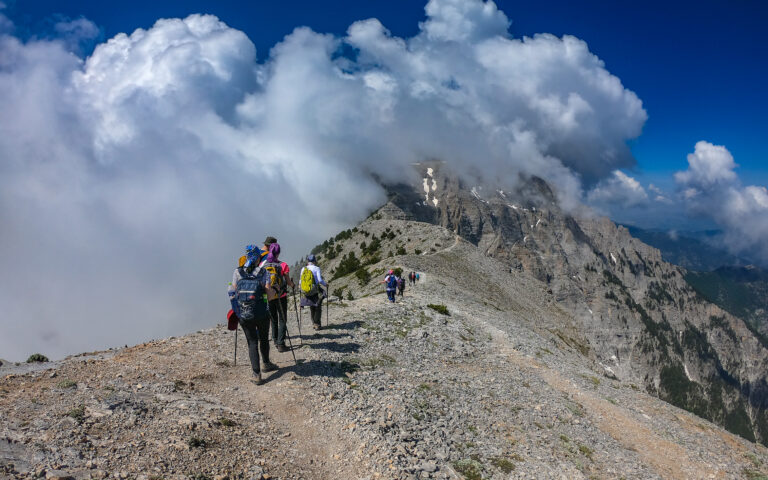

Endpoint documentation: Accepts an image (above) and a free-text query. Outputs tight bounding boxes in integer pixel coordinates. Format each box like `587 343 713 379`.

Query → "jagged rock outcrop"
379 164 768 444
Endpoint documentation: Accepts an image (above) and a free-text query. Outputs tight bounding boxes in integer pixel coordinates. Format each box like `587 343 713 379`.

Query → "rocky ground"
3 223 768 479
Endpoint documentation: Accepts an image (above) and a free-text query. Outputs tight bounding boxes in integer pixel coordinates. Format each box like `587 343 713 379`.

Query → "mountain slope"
685 266 768 337
368 164 768 445
3 219 768 479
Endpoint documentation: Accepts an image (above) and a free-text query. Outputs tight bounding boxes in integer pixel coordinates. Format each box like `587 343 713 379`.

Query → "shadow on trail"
301 341 360 354
263 358 362 383
293 332 352 341
326 320 363 331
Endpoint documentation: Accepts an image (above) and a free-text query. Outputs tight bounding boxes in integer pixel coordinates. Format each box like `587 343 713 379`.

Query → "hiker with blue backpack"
299 254 327 330
228 246 279 385
383 270 397 303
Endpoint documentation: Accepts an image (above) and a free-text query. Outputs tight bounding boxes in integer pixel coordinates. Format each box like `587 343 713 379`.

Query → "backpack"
262 262 287 297
386 275 397 290
236 267 269 323
300 267 318 297
397 277 404 288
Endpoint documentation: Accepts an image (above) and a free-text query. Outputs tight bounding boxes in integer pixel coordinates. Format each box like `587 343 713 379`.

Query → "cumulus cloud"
586 170 648 208
675 141 768 263
0 0 646 360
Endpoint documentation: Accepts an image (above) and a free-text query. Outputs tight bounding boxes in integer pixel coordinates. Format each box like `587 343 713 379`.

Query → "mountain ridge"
3 217 768 478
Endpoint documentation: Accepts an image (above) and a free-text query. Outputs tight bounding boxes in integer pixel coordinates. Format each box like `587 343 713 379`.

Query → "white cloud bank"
0 0 647 360
586 170 648 208
675 141 768 262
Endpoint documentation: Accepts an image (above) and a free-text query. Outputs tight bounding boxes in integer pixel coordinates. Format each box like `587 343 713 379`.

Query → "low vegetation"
26 353 49 363
427 304 449 315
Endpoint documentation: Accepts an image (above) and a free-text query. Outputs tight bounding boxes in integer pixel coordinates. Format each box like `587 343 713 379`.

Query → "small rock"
419 462 437 473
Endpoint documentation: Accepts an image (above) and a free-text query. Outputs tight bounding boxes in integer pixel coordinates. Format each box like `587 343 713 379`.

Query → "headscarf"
266 242 281 263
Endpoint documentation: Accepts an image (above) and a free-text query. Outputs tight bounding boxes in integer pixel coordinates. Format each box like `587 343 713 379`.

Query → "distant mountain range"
620 225 749 272
620 225 768 338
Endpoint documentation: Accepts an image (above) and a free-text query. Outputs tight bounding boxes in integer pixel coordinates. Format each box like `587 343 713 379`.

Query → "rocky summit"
3 170 768 479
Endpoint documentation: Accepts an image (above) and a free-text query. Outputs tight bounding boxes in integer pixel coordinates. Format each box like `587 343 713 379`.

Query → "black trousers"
269 296 289 346
310 301 323 326
239 316 271 375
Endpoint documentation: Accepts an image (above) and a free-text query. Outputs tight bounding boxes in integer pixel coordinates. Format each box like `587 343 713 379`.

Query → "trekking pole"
292 289 303 345
325 282 330 328
234 329 238 366
283 323 299 365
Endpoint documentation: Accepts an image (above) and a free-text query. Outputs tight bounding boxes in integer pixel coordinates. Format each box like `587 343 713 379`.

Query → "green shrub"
26 353 49 363
362 237 381 256
332 252 361 280
415 249 422 255
355 268 371 286
346 290 354 301
396 246 406 255
393 267 403 277
57 379 77 389
427 304 449 315
491 457 515 473
188 437 206 448
216 417 236 427
453 459 483 480
66 405 86 422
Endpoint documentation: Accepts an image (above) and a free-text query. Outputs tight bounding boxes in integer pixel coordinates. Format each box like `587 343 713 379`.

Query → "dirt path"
209 357 370 480
481 323 726 480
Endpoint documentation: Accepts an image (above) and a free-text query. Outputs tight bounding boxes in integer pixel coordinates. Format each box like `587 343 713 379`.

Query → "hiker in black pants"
228 253 278 385
299 254 327 329
262 239 295 352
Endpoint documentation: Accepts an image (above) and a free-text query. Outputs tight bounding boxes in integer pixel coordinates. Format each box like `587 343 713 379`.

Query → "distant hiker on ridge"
300 254 328 330
383 269 397 303
228 250 278 385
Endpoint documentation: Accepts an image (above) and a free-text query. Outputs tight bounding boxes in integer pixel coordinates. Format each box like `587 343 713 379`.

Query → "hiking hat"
244 256 258 272
307 254 316 263
246 244 258 255
264 236 277 246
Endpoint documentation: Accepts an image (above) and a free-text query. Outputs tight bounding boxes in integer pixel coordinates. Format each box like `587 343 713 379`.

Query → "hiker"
409 271 415 286
299 254 327 329
416 272 420 282
397 274 406 297
383 270 397 303
228 252 278 385
262 241 295 352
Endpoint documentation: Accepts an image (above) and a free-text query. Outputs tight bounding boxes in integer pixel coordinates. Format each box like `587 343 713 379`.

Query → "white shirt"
302 263 327 286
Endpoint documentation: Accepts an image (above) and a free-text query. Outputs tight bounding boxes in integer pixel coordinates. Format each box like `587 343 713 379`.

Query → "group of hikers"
227 236 422 384
382 270 420 303
227 236 328 385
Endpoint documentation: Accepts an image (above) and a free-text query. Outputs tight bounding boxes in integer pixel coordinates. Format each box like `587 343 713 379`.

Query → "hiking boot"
276 344 290 353
312 323 321 330
263 362 279 372
250 373 264 386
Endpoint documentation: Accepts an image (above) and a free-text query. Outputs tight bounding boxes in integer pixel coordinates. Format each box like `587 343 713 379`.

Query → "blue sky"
6 0 767 189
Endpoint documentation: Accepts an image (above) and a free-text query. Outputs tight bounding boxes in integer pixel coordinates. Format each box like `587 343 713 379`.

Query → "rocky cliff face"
381 164 768 444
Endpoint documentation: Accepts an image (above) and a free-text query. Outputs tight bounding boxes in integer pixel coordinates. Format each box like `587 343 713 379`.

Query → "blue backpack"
386 275 397 290
236 267 269 323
